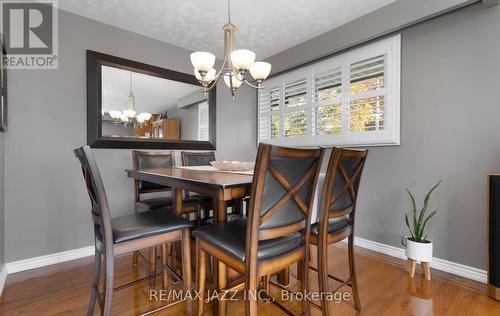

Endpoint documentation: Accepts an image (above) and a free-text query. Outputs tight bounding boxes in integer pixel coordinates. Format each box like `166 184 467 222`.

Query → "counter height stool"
133 150 204 270
133 150 200 215
75 146 193 316
309 147 368 314
193 144 325 316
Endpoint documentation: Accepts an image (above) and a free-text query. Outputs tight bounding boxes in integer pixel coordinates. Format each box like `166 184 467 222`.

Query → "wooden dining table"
126 166 253 222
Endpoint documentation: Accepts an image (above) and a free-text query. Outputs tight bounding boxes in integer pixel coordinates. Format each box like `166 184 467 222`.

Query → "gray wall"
266 3 500 269
168 104 199 141
101 121 134 137
215 85 257 161
266 0 476 74
4 9 256 262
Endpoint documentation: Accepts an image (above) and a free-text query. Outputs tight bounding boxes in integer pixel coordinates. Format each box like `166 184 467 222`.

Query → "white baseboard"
6 245 94 275
3 237 488 285
349 236 488 283
0 264 8 296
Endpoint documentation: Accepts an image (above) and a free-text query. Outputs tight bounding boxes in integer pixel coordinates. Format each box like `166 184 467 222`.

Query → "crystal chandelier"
190 0 272 97
108 72 152 126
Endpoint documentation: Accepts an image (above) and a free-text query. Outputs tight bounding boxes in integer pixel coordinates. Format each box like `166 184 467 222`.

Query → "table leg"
173 188 183 216
277 268 290 286
213 192 227 223
172 188 183 274
233 198 244 216
212 192 227 316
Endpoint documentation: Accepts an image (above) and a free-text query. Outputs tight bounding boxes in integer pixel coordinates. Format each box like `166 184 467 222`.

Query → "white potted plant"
402 181 441 279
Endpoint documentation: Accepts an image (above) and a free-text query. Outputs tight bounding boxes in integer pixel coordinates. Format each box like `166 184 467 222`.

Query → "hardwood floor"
1 244 499 315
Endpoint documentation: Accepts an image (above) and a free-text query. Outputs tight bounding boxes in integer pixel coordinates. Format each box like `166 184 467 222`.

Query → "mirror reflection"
101 65 209 141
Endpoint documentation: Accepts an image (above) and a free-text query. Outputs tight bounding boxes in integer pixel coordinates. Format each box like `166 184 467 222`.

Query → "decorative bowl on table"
210 161 255 171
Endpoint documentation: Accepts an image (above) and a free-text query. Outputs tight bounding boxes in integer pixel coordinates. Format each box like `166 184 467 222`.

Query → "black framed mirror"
87 50 216 149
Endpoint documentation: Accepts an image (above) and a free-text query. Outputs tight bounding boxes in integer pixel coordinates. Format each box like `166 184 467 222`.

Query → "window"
258 34 400 147
198 101 209 141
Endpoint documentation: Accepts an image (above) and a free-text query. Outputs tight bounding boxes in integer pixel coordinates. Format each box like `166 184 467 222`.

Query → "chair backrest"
181 151 216 166
74 146 113 249
318 147 368 235
132 150 174 202
246 144 324 253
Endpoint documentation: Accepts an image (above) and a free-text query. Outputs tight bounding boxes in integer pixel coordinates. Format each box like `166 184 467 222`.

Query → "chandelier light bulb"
190 52 216 72
204 68 217 82
120 114 129 122
123 110 136 119
230 49 256 71
108 111 122 119
223 74 242 89
139 112 152 121
250 62 272 81
195 68 216 83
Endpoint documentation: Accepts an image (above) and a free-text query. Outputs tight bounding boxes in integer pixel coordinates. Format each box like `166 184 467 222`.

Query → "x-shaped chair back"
247 144 325 244
320 147 368 228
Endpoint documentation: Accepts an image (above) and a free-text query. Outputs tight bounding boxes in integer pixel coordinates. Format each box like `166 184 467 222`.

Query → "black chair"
309 147 368 314
193 144 325 315
133 150 200 215
74 146 193 316
132 150 204 269
180 151 216 167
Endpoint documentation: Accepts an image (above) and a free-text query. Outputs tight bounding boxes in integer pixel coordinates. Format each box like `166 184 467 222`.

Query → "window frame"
197 101 209 141
258 34 401 147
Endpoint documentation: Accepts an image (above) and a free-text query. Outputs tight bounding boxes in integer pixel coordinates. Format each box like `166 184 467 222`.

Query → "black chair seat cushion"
310 217 349 235
112 209 192 244
192 218 303 261
136 196 200 213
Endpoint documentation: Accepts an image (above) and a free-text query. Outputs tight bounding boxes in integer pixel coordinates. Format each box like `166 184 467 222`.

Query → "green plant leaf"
419 210 437 241
416 181 441 241
405 213 415 240
405 188 418 235
422 181 441 215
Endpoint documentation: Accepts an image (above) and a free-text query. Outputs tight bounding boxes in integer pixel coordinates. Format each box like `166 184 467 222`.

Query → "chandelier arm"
203 81 218 93
202 68 222 91
243 79 262 89
198 52 228 91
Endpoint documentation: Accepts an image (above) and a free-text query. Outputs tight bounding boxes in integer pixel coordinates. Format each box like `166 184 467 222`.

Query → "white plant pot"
403 237 433 262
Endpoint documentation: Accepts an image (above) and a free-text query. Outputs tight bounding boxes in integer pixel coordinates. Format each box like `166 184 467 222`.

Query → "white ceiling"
59 0 396 59
101 66 200 113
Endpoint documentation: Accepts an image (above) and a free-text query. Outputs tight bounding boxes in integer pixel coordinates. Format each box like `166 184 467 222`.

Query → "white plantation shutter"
283 79 307 138
258 34 400 147
349 55 386 133
198 102 209 141
258 87 280 141
312 68 343 138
